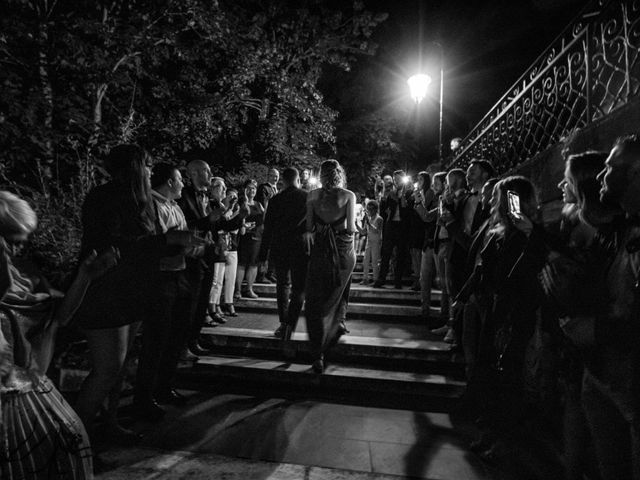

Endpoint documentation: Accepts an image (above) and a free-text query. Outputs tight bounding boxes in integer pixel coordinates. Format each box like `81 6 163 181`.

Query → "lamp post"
407 42 444 164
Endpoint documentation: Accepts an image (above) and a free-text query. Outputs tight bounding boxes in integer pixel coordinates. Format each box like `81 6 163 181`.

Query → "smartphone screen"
507 190 521 215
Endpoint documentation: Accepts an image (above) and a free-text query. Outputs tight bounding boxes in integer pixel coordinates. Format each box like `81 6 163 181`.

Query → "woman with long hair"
74 144 201 444
546 151 621 480
0 191 119 479
466 175 550 460
304 159 357 373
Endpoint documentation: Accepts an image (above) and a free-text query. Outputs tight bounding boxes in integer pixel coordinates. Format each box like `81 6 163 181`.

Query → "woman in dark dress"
235 179 265 299
304 160 357 373
73 144 201 442
0 190 119 479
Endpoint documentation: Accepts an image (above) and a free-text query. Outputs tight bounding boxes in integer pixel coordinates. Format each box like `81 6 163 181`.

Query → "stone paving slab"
96 393 489 480
97 447 421 480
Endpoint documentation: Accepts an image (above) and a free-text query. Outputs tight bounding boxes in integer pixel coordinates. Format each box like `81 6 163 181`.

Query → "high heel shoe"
221 303 238 317
338 321 350 335
311 356 324 374
205 304 226 325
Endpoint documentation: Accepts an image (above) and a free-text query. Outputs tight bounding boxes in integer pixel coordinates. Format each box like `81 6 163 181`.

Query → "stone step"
201 326 464 376
176 355 466 412
234 296 440 320
252 283 442 304
350 271 415 285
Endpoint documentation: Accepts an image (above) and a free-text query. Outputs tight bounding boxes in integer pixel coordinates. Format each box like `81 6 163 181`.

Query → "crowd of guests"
368 141 638 480
1 136 639 479
0 146 352 477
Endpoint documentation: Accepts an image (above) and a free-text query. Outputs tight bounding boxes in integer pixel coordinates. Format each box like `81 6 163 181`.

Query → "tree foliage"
0 0 386 279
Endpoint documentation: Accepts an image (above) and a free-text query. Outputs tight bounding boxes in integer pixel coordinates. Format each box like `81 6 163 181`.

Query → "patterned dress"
0 249 93 479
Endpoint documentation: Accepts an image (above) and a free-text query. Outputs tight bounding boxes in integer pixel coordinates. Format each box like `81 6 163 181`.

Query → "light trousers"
210 262 226 305
419 247 435 316
223 251 238 305
362 236 381 282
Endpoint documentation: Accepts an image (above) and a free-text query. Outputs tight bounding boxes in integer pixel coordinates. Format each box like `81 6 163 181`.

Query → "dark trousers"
582 369 640 480
274 248 309 337
378 220 409 287
185 259 214 345
135 270 192 402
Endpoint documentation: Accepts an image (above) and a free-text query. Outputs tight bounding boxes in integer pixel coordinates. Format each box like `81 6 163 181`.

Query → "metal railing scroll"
450 0 640 172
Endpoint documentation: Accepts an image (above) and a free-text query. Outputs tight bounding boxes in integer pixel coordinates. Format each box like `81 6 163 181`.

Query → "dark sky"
327 0 590 159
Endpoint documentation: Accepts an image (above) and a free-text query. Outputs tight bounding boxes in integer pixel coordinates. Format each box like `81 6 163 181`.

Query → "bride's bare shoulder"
339 188 356 200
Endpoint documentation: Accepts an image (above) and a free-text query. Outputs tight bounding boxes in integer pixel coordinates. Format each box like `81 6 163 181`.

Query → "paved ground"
97 391 492 480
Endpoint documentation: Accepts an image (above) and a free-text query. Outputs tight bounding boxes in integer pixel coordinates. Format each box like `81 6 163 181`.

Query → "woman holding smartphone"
467 175 549 461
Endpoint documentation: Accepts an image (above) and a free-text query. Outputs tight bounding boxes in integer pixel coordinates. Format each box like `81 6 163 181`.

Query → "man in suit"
437 160 495 345
374 170 413 289
258 167 308 339
179 159 247 355
256 167 280 283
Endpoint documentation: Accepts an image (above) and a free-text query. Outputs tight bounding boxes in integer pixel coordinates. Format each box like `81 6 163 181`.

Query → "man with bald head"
179 159 247 356
256 167 280 283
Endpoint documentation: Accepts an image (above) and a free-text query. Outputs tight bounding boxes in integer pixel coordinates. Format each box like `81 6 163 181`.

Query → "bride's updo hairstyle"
0 191 37 238
320 159 345 189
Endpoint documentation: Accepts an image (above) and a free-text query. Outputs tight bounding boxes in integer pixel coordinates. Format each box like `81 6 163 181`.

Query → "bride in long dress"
303 160 357 373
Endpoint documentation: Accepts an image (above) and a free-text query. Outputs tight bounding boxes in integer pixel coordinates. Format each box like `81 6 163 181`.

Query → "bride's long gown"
304 215 356 360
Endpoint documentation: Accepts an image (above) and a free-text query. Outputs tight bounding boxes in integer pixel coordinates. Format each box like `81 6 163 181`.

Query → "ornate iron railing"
450 0 640 172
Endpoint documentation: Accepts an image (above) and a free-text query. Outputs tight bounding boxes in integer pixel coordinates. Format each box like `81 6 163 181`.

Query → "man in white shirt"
133 163 193 418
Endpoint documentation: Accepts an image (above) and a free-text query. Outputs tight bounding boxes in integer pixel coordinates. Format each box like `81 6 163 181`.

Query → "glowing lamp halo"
407 74 432 104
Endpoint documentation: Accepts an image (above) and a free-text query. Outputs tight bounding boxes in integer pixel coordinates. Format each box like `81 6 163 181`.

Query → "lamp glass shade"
407 74 432 104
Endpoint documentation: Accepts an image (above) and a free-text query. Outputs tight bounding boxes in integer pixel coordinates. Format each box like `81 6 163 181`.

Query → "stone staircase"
176 253 466 412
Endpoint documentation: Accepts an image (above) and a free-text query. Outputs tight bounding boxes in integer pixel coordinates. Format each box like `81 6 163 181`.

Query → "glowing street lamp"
408 42 445 164
407 74 432 104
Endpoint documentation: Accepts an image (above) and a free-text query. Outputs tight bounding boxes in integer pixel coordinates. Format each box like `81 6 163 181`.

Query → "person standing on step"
207 177 243 325
134 163 195 413
221 188 241 317
374 170 412 289
304 160 357 373
235 179 265 299
259 167 309 339
357 200 383 285
408 178 426 291
437 160 495 345
179 160 248 356
413 171 439 323
430 169 467 342
256 168 279 284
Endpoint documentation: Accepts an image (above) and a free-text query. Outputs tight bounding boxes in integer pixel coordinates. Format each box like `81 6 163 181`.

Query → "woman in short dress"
235 179 265 299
